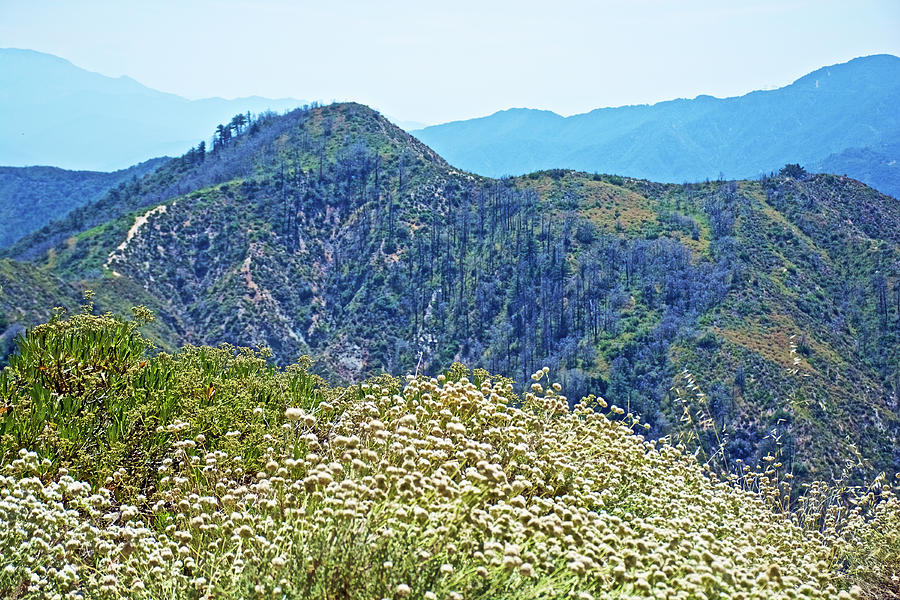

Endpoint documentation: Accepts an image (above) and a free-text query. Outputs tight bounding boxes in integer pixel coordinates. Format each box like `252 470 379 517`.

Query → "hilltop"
2 102 898 483
413 55 900 198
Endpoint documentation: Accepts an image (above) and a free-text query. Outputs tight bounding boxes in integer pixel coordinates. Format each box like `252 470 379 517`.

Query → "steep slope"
6 103 898 482
668 173 900 479
413 55 900 197
13 103 456 363
0 48 306 170
0 157 168 248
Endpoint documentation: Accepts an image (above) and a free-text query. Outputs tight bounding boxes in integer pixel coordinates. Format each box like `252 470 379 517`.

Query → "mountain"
811 141 900 197
0 157 168 248
2 103 898 483
413 55 900 197
0 48 307 171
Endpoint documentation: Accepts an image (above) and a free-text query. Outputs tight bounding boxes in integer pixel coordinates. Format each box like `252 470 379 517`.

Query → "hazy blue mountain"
811 142 900 198
0 157 169 248
413 55 900 197
387 117 430 131
0 48 307 171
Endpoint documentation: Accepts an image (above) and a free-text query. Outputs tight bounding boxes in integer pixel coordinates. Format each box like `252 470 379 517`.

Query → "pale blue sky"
2 0 898 124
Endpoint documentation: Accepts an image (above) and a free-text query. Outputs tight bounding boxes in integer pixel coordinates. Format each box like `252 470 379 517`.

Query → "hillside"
0 157 168 248
0 48 306 171
0 259 184 367
0 259 80 362
413 55 900 198
3 102 898 483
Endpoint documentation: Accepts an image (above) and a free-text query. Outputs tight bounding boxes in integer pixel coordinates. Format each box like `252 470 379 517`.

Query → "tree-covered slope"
5 103 898 482
413 55 900 198
0 157 168 248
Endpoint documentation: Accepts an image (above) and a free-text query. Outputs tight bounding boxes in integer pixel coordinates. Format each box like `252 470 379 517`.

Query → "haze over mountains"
0 48 307 171
414 55 900 198
4 49 899 202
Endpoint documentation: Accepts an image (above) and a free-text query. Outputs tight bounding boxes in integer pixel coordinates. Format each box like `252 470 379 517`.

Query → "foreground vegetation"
1 307 898 599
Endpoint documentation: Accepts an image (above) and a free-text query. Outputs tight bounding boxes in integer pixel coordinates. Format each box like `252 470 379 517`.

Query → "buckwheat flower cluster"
0 370 888 599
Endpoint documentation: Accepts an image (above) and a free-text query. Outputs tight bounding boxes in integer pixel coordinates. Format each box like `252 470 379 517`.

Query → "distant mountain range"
3 49 898 196
0 48 308 171
413 55 900 198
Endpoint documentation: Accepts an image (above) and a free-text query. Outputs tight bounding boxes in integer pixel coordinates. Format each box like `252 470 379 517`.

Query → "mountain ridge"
432 54 900 122
2 102 897 483
413 54 900 197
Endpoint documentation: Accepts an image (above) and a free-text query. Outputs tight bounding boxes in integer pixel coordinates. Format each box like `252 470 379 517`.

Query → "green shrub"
0 307 331 499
